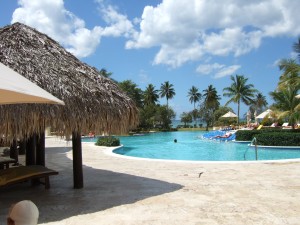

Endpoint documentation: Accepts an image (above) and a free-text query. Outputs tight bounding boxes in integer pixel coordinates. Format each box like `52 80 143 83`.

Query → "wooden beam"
36 132 45 166
72 131 84 189
10 139 18 164
26 134 36 166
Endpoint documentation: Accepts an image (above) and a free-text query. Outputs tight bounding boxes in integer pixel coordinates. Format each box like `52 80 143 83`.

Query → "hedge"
235 129 300 146
255 132 300 146
95 136 120 147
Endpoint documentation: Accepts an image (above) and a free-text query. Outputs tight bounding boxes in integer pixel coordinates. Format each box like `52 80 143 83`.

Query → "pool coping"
84 143 300 164
248 144 300 149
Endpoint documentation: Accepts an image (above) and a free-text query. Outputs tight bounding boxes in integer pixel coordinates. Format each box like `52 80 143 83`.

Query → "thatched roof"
0 22 138 140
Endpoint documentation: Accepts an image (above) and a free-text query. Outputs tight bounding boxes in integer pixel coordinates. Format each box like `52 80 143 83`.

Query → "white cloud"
12 0 103 58
214 65 241 78
196 63 240 79
11 0 136 58
98 5 136 38
11 0 300 67
126 0 300 67
196 63 224 75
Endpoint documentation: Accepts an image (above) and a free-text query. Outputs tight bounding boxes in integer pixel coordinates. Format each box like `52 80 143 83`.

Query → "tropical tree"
188 86 201 109
249 92 268 114
200 85 221 130
188 86 201 123
99 68 112 78
203 85 220 110
270 86 300 128
293 37 300 61
223 75 257 125
180 112 193 127
159 81 175 109
272 38 300 126
144 84 159 106
276 38 300 89
118 80 143 108
277 59 300 90
139 104 158 130
154 105 176 129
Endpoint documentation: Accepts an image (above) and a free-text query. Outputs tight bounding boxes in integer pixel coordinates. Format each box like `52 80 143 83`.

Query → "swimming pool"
83 131 300 161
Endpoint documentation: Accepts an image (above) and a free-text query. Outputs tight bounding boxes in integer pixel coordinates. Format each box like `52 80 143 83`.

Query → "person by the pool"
214 132 232 138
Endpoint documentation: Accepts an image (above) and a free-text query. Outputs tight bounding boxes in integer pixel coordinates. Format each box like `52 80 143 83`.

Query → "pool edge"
97 144 300 164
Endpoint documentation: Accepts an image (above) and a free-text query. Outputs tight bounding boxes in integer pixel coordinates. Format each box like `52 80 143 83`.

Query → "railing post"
253 137 258 160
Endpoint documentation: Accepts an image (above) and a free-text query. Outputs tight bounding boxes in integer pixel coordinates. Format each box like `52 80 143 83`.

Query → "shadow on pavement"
0 146 183 223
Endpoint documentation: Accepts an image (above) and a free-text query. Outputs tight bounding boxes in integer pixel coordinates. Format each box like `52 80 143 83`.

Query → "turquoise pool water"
83 131 300 161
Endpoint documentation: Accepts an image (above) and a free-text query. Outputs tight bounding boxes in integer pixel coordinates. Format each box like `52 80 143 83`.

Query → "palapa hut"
0 22 139 188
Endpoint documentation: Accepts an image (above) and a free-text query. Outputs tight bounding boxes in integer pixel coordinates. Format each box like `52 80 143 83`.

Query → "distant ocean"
171 119 206 128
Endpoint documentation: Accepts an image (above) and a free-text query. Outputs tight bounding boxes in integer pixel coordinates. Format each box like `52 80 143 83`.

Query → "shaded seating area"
0 165 58 189
0 22 139 189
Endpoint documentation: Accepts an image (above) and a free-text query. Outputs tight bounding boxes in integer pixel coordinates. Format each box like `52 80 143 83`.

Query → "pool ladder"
244 137 258 160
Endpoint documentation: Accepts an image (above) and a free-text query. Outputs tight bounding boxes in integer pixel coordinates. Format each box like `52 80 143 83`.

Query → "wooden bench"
0 165 58 189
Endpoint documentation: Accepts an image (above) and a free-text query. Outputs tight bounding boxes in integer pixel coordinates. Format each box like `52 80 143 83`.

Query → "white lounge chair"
282 122 291 129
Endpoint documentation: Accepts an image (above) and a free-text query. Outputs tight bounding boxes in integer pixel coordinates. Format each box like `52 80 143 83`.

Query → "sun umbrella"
0 62 64 105
221 111 238 118
256 109 272 119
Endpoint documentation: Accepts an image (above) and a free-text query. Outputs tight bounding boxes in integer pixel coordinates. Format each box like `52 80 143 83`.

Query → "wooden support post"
26 134 36 166
10 139 19 164
72 131 84 189
19 140 26 155
36 132 45 166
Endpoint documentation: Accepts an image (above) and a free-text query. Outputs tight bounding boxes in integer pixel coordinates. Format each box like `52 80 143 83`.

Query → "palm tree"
293 37 300 61
203 85 220 109
223 75 257 125
270 86 300 128
144 84 159 106
188 86 201 109
249 92 268 114
201 85 221 130
277 59 300 90
159 81 175 109
188 86 201 123
99 68 112 78
118 80 143 108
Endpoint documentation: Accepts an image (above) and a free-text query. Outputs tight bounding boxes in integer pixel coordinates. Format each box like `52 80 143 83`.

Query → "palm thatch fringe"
0 23 138 142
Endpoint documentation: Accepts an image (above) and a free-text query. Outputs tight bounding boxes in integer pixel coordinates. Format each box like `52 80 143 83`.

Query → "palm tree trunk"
237 100 240 125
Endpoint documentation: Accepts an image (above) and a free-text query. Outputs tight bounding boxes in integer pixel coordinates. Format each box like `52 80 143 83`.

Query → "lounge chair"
270 122 278 127
282 122 292 129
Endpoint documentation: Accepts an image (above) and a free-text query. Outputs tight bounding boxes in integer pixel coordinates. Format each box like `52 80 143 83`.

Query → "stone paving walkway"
0 137 299 225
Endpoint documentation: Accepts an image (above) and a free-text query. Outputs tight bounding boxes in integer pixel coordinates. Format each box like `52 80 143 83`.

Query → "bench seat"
0 165 58 189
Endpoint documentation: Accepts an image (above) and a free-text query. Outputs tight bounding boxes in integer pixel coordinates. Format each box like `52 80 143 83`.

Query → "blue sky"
1 0 300 119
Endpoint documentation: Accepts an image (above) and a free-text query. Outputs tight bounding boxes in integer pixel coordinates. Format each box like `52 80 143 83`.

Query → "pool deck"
0 136 300 225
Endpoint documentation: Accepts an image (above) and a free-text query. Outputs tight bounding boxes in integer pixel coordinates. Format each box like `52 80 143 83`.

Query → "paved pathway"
0 137 299 225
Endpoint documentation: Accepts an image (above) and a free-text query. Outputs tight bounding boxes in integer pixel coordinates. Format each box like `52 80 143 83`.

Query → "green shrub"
235 129 300 141
235 130 261 141
256 132 300 146
236 129 300 146
95 136 120 147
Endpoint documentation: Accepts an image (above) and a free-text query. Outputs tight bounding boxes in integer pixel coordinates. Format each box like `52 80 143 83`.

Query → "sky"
1 0 300 119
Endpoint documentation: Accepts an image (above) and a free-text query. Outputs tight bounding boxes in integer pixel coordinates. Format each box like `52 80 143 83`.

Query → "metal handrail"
244 137 258 160
252 137 258 160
